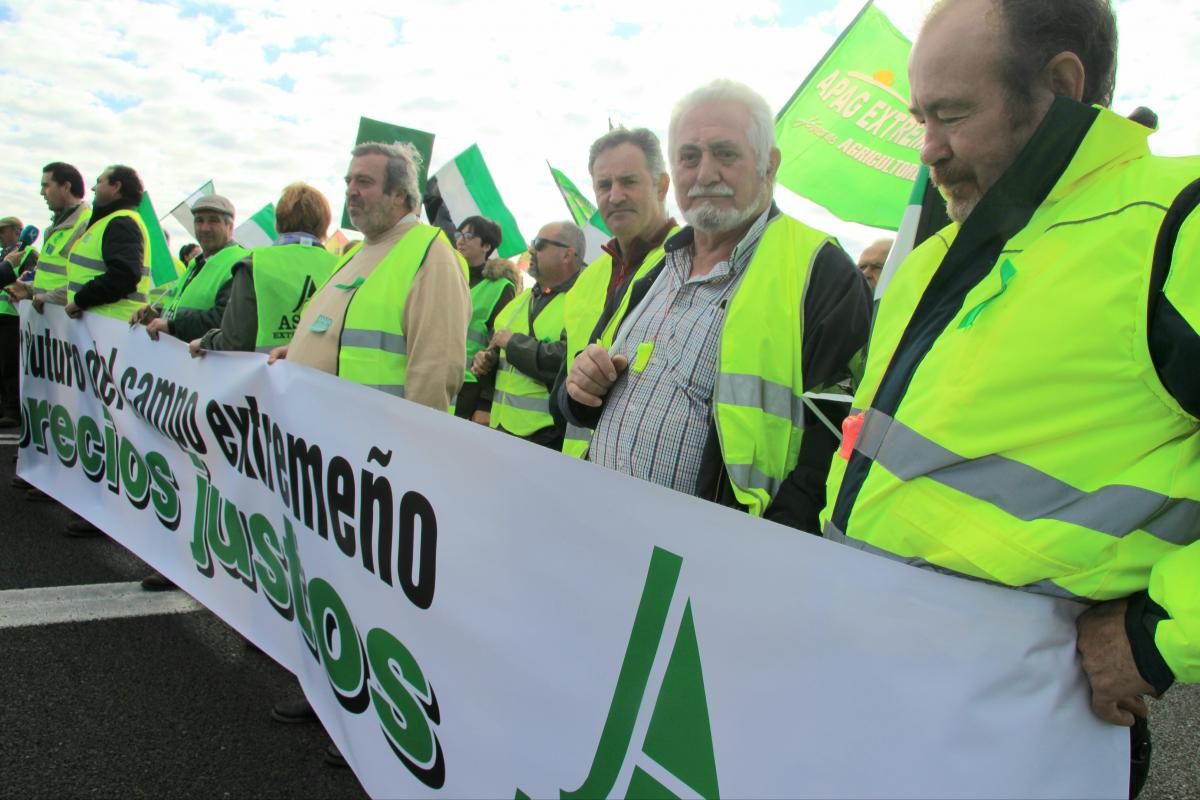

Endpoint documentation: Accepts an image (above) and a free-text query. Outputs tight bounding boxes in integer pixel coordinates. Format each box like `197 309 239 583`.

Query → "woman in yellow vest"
190 183 338 355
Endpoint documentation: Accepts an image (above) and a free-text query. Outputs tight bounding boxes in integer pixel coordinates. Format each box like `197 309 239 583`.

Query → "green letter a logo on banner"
528 546 720 799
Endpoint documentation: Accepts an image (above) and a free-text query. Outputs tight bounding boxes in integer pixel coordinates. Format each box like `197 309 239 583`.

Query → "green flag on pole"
433 144 526 258
234 203 277 249
548 164 610 262
340 117 435 231
774 1 918 230
136 192 180 288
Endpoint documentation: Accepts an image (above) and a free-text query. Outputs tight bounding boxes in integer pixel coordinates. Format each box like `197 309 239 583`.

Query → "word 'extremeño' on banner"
204 397 438 610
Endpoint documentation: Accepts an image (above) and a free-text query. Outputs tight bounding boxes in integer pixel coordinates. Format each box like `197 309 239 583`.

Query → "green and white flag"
433 144 526 259
548 163 610 263
234 203 276 249
341 117 435 231
775 1 918 230
165 180 215 237
136 192 181 288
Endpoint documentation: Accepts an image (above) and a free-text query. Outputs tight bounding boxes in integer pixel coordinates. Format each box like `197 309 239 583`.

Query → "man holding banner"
556 127 679 459
272 141 470 411
564 80 871 531
474 221 583 450
65 165 151 322
134 195 249 343
822 0 1200 791
265 141 469 750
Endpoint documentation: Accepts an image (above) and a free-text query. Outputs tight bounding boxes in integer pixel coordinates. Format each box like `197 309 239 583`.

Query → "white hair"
668 79 776 176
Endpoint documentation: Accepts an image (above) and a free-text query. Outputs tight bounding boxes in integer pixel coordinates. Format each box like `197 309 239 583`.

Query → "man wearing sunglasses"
562 80 872 532
472 222 584 449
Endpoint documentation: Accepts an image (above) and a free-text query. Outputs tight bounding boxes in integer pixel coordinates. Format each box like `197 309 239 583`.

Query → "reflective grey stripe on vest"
38 262 68 276
493 390 551 415
564 422 591 442
856 409 1200 546
363 384 405 398
255 345 276 353
726 462 780 498
822 519 1089 602
467 330 490 346
68 254 106 270
341 328 407 355
715 372 806 430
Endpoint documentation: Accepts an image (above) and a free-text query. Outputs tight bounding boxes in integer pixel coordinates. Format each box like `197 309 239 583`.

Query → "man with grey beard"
561 79 871 532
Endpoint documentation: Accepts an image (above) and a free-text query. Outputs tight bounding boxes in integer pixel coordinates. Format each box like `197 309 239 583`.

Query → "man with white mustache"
562 79 872 531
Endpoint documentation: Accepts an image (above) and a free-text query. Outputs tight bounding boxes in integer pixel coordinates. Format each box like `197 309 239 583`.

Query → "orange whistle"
839 412 865 460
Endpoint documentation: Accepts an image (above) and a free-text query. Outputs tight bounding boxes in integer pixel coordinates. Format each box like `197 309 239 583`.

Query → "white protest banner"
16 305 1126 799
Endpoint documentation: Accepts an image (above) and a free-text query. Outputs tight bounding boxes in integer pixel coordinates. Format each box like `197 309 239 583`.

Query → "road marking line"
0 581 202 629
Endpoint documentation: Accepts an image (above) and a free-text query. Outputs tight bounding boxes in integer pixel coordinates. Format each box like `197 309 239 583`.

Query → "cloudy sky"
1 0 1197 259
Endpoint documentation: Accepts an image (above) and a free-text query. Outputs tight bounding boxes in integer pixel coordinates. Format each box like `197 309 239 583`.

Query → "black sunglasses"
531 237 570 252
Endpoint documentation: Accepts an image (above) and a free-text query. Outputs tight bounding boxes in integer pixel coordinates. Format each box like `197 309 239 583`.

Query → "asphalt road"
1 440 1195 799
0 442 367 799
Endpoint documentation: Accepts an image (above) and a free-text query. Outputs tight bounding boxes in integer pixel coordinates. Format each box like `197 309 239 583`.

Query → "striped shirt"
588 209 770 495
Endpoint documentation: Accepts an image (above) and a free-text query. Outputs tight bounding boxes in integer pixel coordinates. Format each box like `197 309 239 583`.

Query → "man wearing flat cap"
132 193 248 342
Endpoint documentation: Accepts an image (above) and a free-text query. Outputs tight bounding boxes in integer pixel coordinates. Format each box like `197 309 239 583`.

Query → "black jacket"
73 198 143 310
555 207 872 532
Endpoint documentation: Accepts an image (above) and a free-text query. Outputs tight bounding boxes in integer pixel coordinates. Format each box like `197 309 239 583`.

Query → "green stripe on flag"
137 192 180 288
549 166 610 236
235 203 277 249
434 144 526 258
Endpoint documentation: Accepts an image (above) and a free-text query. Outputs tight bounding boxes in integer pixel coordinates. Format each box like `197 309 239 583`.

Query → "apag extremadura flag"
775 1 919 230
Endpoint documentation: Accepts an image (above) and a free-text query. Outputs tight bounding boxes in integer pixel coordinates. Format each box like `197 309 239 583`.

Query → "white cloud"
0 0 1195 263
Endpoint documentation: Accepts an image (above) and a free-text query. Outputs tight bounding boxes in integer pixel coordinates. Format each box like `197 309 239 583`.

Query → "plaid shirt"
588 209 770 495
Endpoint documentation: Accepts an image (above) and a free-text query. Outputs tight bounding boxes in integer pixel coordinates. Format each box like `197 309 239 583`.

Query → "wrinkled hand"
565 344 629 407
2 250 20 266
471 348 498 376
470 410 490 426
268 345 288 364
32 293 47 313
144 318 170 341
6 282 31 302
129 304 158 326
490 328 513 350
65 301 83 319
188 339 205 359
1077 599 1157 726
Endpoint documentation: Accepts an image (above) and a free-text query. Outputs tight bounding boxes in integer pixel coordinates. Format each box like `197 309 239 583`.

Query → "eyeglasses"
454 230 477 241
531 237 570 252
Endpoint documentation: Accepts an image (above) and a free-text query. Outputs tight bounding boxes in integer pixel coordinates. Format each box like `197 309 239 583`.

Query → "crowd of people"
2 0 1196 793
